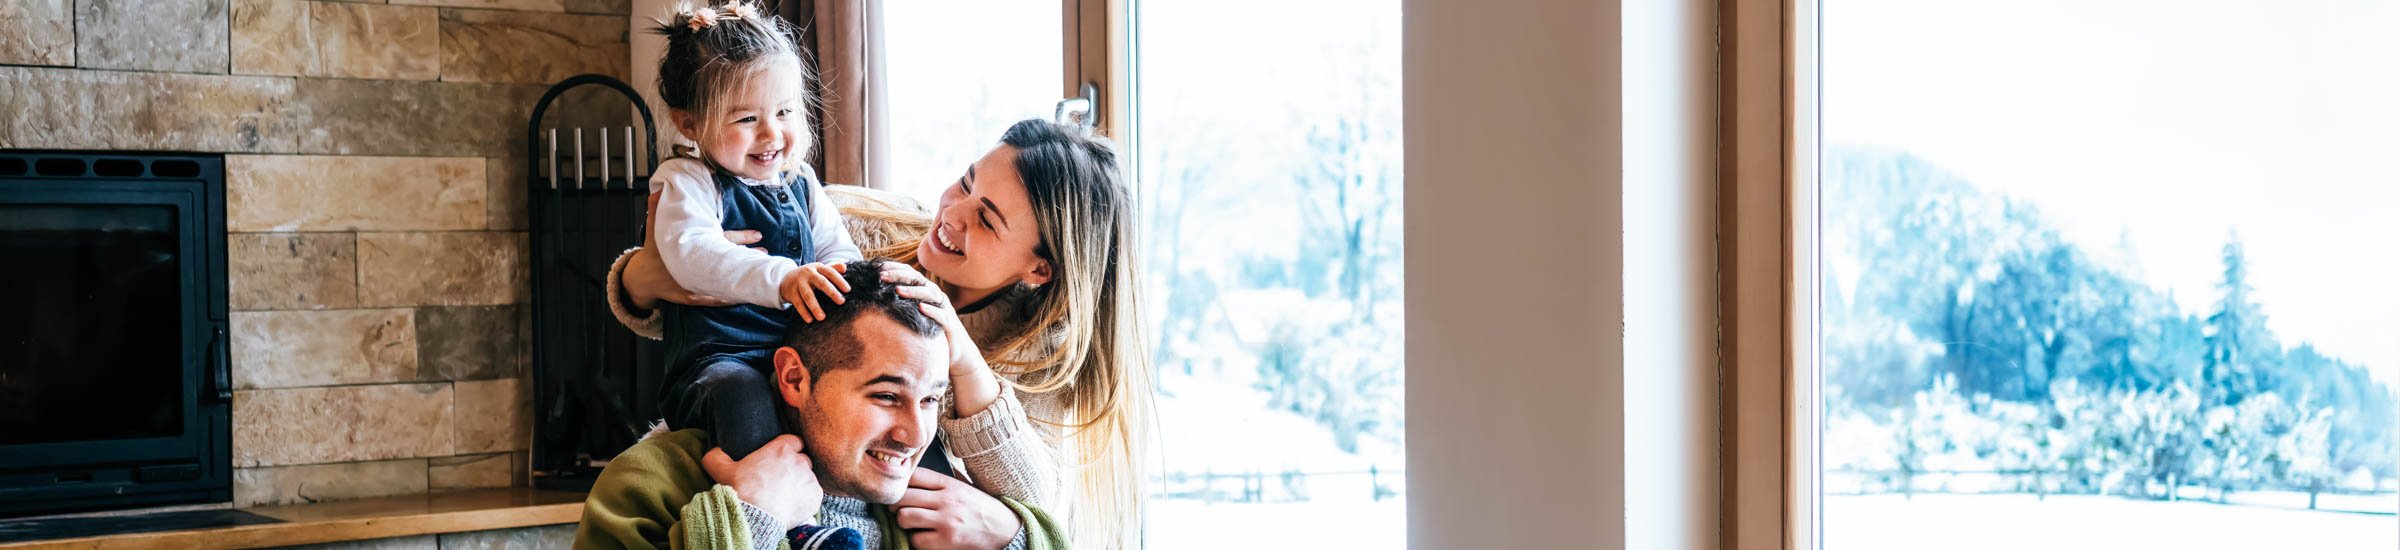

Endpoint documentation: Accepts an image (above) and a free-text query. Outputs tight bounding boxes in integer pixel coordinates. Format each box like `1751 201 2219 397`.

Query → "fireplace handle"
210 325 232 403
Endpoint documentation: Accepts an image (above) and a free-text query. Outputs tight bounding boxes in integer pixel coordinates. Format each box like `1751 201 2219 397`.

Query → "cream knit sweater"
940 284 1069 509
603 195 1068 510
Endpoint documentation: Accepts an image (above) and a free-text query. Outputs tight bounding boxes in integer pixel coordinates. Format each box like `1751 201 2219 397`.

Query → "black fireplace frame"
0 151 231 518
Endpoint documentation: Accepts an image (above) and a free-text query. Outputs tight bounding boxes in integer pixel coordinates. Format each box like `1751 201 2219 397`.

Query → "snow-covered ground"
1140 366 2400 549
1147 365 1406 548
1148 499 1407 549
1827 494 2399 549
1149 493 2397 549
1150 361 1404 479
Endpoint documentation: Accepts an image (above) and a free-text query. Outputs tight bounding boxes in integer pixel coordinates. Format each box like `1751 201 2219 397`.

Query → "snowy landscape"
1825 493 2397 549
1133 0 1409 545
892 0 2400 547
1818 1 2400 545
1146 364 1406 549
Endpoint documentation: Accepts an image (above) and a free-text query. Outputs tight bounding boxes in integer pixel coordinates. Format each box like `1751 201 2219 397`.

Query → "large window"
1132 0 1404 547
882 0 1063 204
881 0 1405 545
1814 1 2400 547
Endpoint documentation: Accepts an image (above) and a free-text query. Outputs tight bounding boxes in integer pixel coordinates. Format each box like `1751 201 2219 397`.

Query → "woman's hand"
700 435 823 534
623 192 766 311
882 262 1005 418
879 262 981 378
892 468 1021 550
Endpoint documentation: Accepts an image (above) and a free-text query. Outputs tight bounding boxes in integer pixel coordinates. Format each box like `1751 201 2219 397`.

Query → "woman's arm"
877 263 1064 506
606 248 671 340
604 192 766 338
940 383 1064 507
876 263 1009 422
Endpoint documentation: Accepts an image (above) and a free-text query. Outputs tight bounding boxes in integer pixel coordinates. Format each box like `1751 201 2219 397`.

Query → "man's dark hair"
781 258 943 383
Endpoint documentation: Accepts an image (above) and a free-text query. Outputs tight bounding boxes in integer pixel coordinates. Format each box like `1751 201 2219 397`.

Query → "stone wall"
1 0 633 507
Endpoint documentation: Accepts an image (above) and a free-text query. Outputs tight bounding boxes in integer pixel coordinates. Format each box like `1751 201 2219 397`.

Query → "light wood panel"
1719 0 1794 548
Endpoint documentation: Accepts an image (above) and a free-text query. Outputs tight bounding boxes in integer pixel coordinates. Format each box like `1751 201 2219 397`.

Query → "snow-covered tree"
2100 383 2202 499
2202 237 2277 407
2279 404 2337 509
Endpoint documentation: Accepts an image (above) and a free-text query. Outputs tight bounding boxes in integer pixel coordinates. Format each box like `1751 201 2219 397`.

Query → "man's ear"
772 346 811 405
1021 258 1054 286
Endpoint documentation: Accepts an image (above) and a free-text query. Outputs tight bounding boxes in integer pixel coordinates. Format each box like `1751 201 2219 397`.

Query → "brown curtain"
781 0 889 189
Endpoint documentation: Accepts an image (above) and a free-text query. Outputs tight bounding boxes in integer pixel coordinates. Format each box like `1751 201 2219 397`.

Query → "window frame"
1791 0 1822 543
1089 0 1828 544
1061 0 1131 141
1720 0 1817 548
1061 0 1137 212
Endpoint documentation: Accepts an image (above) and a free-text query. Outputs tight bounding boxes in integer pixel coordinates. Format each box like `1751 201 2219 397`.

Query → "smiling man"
575 259 1064 550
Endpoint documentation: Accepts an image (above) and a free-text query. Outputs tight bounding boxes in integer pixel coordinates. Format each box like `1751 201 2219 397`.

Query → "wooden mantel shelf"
1 489 586 550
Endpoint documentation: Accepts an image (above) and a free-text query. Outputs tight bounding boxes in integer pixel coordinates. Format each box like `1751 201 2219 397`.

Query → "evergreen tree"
2202 236 2277 406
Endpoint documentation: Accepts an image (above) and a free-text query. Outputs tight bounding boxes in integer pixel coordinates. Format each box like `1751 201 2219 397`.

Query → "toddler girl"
645 1 861 461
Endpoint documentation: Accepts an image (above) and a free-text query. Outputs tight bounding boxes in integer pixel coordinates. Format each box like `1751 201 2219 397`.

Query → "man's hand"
700 435 823 534
893 468 1021 550
779 262 851 322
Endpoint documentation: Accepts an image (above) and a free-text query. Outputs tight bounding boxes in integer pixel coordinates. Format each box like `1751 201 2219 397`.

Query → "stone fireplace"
1 0 631 524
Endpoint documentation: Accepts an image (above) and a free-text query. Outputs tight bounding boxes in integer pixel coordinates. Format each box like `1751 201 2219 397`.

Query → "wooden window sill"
0 488 586 550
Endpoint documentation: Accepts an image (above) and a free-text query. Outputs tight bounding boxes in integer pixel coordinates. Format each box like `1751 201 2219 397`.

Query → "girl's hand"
780 262 851 322
879 263 980 378
627 192 767 309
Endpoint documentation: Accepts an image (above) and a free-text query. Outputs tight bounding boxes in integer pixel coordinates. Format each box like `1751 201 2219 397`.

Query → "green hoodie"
573 429 1065 550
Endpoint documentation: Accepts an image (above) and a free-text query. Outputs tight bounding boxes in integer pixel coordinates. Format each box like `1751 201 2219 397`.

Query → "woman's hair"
828 121 1153 547
825 185 932 266
648 2 813 167
985 119 1154 550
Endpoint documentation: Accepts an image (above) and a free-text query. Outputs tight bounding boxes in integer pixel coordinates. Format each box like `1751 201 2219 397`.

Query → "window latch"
1054 82 1099 131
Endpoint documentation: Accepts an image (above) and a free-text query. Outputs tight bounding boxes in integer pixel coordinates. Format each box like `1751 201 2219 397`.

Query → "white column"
1404 0 1631 547
631 0 674 157
1624 0 1722 546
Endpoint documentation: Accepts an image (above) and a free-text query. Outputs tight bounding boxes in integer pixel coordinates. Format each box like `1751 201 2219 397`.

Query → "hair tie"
685 8 718 31
725 3 759 20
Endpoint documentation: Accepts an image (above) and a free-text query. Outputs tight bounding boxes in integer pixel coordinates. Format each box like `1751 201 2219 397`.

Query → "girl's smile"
676 58 807 181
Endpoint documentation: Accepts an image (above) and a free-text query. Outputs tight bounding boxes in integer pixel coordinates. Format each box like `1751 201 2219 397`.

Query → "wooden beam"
1 489 585 550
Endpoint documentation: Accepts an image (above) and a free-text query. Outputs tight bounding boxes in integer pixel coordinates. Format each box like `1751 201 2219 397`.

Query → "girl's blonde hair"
844 121 1155 549
649 1 814 172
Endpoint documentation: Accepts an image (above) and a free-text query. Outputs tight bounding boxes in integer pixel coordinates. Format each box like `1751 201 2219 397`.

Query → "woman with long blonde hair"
610 119 1153 549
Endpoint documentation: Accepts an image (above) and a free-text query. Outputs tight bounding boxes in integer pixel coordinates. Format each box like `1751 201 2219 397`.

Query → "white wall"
1403 0 1630 547
1623 0 1722 546
1406 0 1719 547
631 0 672 156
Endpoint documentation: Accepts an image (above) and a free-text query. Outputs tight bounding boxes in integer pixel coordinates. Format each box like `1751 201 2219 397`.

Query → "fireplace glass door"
0 204 186 446
0 153 229 517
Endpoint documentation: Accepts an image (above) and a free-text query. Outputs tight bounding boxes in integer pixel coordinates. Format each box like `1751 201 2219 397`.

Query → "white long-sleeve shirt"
650 158 862 309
